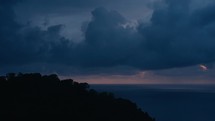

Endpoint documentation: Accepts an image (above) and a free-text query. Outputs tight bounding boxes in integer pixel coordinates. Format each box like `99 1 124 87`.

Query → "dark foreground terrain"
0 73 155 121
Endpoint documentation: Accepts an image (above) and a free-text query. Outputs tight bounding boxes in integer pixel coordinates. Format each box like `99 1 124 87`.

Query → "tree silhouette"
0 73 155 121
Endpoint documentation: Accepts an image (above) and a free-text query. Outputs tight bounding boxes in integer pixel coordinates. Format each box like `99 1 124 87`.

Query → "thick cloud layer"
138 0 215 69
72 7 142 68
73 0 215 70
1 0 215 75
0 0 71 65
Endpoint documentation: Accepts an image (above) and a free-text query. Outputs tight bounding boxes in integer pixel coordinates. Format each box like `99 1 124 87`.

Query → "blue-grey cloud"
73 0 215 70
138 0 215 69
72 7 142 68
2 0 215 75
0 0 71 65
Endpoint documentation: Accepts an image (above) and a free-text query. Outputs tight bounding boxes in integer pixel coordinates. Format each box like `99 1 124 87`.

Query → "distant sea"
91 84 215 121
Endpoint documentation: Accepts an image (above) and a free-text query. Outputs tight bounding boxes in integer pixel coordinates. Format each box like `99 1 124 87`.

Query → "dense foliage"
0 73 155 121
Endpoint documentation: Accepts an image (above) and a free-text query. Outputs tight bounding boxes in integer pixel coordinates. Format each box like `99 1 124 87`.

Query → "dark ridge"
0 73 155 121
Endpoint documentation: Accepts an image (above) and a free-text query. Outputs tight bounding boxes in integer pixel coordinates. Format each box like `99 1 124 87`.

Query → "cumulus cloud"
72 7 142 68
75 0 215 70
138 0 215 69
0 0 71 65
2 0 215 76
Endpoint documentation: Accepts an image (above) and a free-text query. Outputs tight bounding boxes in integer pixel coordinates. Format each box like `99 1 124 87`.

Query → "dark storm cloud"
22 0 108 8
0 0 71 65
72 7 142 68
15 0 150 13
137 0 215 69
15 0 120 16
74 0 215 70
2 0 215 74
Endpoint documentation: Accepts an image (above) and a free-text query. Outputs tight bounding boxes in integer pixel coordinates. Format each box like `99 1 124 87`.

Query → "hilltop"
0 73 155 121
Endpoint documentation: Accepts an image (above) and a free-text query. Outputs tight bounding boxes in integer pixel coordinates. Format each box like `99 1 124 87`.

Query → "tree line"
0 73 155 121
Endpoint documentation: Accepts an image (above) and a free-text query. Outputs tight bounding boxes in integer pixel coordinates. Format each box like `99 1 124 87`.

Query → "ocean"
91 84 215 121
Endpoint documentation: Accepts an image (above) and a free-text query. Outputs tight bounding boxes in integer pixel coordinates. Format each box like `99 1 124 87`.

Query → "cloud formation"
74 0 215 71
2 0 215 75
73 7 142 68
0 0 71 65
138 0 215 69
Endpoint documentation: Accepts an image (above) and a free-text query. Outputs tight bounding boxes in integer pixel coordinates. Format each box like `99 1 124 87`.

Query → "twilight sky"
1 0 215 84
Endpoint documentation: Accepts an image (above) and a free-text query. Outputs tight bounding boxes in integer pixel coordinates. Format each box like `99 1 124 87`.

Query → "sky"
1 0 215 84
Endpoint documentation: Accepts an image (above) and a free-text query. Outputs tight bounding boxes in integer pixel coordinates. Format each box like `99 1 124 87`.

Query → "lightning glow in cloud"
199 64 208 71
